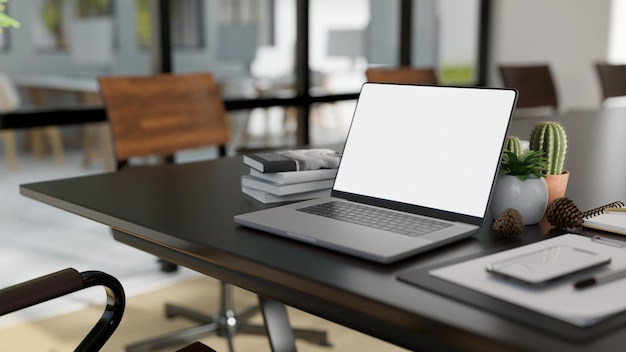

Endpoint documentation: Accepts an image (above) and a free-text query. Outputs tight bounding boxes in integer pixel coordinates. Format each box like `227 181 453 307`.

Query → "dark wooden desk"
19 107 626 351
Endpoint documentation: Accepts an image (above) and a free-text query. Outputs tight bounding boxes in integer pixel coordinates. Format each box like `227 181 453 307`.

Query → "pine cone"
546 197 583 229
492 208 525 236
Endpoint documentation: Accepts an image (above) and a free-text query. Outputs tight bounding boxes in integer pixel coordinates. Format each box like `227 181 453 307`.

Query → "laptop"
235 83 517 263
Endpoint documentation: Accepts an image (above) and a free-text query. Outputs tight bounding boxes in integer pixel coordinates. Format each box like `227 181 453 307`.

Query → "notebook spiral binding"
582 201 626 218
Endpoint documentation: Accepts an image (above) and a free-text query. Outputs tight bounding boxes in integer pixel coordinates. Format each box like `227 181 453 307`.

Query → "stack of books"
241 148 341 203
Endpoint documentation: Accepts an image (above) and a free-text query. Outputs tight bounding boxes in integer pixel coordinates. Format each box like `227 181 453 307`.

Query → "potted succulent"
490 137 549 225
529 121 569 207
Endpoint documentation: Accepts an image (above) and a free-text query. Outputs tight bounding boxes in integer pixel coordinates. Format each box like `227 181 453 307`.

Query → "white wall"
609 0 626 61
489 0 612 110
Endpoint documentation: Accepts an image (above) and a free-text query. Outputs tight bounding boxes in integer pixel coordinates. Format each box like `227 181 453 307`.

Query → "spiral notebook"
582 201 626 235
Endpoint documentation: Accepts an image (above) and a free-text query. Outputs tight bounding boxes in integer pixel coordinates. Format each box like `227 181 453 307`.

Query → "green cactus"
529 121 568 175
504 136 523 156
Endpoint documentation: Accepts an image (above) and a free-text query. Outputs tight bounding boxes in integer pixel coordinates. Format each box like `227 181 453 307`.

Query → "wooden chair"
365 66 438 85
595 62 626 102
498 64 559 113
99 73 230 170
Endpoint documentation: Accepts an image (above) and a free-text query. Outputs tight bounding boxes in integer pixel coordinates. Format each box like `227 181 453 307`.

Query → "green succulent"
498 150 547 181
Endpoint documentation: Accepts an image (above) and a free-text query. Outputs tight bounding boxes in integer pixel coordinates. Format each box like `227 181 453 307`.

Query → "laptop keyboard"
297 201 452 237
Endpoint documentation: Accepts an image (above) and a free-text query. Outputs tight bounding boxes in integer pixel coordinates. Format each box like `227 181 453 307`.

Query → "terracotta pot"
545 170 570 207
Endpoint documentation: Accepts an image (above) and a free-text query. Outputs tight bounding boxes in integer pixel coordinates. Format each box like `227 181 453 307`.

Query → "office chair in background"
498 64 559 116
365 66 438 85
99 73 329 352
595 62 626 104
99 73 230 171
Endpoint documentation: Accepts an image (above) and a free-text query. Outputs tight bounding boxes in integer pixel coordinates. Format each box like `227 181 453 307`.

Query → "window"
0 29 6 51
75 0 112 17
136 0 204 49
32 0 113 51
33 0 67 50
219 0 274 46
310 0 374 94
436 0 480 85
172 0 204 47
1 1 18 50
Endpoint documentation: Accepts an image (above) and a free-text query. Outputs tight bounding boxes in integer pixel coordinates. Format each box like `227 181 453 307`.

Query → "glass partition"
0 0 484 108
310 0 379 96
0 0 485 152
172 0 296 101
436 0 480 85
0 29 6 51
308 0 481 99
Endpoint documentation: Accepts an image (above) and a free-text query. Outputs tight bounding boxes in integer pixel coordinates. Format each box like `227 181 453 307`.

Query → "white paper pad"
430 234 626 326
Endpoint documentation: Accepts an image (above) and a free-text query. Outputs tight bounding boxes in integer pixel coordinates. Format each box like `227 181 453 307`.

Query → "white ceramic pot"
490 175 549 225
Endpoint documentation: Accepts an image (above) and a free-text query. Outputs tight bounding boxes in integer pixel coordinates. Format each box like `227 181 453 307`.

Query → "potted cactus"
529 121 569 207
490 146 549 225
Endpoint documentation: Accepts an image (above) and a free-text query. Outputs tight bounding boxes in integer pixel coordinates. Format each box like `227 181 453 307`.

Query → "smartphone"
486 245 611 286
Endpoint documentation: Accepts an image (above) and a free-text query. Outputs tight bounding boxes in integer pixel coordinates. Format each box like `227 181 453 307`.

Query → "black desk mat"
397 246 626 342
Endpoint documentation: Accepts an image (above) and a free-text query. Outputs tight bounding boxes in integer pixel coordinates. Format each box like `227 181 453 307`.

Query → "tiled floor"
0 108 352 327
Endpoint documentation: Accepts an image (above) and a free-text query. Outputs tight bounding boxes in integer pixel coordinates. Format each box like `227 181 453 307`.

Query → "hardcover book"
243 148 340 173
248 168 337 185
242 186 331 204
240 175 334 196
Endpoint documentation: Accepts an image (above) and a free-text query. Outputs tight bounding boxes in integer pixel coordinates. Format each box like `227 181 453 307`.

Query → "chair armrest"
0 268 126 352
0 268 84 315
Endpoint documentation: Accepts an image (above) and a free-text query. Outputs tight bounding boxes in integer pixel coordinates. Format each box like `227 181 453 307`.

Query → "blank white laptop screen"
333 84 516 218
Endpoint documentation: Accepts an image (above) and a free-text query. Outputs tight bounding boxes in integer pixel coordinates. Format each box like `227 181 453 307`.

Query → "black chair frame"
0 268 125 352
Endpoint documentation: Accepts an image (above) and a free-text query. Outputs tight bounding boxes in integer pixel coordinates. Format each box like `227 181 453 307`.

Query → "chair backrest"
98 73 230 167
498 64 558 110
365 67 438 85
595 62 626 101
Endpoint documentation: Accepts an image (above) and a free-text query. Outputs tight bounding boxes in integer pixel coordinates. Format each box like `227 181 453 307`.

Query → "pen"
574 268 626 289
606 208 626 214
